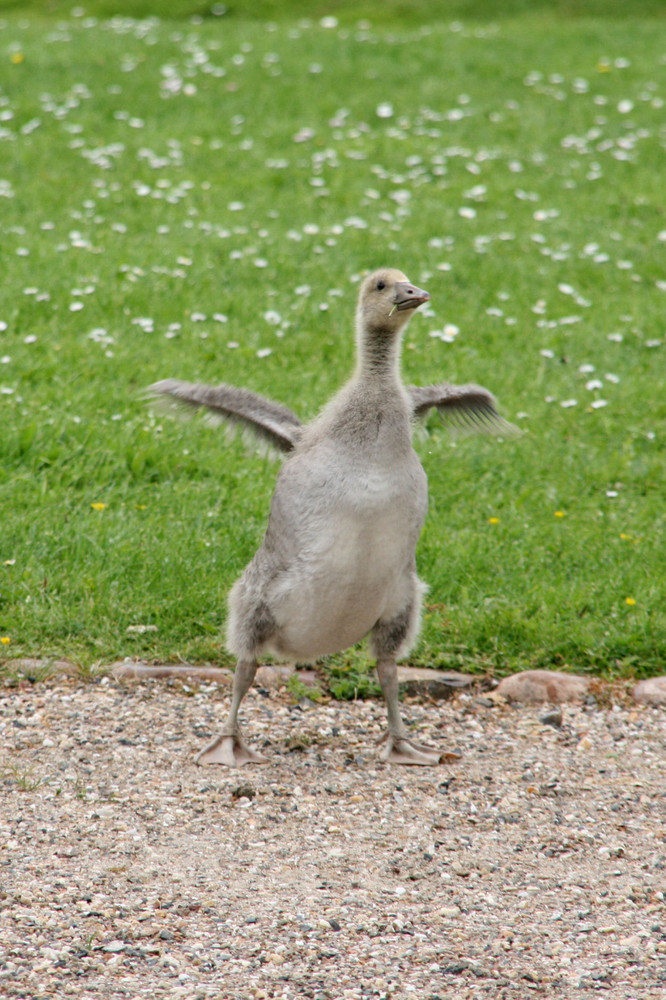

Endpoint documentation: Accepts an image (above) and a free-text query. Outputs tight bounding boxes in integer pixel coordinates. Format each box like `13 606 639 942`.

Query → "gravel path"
1 676 665 999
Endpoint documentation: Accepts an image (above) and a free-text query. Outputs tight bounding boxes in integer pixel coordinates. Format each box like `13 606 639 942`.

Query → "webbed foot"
195 731 268 767
377 732 443 766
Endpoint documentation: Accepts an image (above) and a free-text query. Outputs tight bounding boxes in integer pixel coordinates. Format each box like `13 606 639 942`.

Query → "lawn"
1 1 664 684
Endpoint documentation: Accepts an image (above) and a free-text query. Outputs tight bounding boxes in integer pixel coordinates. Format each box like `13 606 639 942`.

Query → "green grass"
1 2 665 683
4 1 666 21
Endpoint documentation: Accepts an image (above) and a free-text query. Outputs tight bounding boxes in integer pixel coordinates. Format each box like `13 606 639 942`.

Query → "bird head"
357 268 430 337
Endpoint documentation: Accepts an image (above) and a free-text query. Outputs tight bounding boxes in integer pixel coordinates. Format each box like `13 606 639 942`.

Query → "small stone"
632 676 666 705
496 669 590 703
619 934 642 949
254 664 294 689
540 707 563 727
102 940 126 953
452 864 471 878
231 784 255 800
396 666 473 700
56 846 78 858
110 661 233 683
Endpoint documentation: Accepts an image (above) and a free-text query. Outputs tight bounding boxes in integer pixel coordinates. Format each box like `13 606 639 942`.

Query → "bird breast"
258 444 428 660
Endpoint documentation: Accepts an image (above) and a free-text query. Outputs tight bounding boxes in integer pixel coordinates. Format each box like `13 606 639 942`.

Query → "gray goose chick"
149 267 514 767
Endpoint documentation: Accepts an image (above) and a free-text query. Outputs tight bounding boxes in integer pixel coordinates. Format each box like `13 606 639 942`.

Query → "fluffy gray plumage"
148 375 514 454
148 379 303 453
148 267 516 767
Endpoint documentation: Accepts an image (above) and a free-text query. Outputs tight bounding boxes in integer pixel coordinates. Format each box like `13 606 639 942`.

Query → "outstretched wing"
407 383 519 436
146 379 304 453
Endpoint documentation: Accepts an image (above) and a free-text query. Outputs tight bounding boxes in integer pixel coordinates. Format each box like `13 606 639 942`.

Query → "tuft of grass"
286 673 324 703
326 654 382 701
2 764 45 792
1 3 665 682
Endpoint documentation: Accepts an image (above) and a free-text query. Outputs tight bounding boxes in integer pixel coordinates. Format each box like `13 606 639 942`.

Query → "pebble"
632 676 666 705
396 667 473 700
102 940 126 953
110 661 233 684
539 707 563 727
495 669 590 703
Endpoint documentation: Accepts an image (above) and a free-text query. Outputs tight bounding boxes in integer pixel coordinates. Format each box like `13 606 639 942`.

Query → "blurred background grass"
3 1 666 21
0 1 664 684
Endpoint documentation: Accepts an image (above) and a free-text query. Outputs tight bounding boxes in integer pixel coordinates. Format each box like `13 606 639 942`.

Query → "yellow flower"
554 510 566 518
10 52 24 65
488 517 500 525
90 502 107 511
0 636 10 645
625 597 636 606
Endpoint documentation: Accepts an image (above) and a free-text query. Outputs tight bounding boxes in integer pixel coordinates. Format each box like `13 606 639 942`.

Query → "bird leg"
375 659 442 766
195 659 267 767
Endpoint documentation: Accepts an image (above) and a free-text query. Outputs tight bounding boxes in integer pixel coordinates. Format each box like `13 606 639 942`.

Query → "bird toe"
195 733 268 767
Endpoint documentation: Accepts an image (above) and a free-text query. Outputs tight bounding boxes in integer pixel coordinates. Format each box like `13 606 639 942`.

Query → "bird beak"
392 281 430 312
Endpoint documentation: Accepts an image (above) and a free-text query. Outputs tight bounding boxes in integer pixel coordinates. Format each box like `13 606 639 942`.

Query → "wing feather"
146 379 303 453
407 383 519 437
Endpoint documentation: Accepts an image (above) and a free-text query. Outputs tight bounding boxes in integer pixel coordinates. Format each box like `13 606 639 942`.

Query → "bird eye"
376 280 385 290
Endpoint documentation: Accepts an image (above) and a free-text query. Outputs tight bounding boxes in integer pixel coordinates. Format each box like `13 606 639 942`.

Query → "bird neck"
355 326 404 385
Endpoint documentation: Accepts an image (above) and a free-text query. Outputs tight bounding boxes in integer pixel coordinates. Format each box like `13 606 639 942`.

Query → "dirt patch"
1 676 665 998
